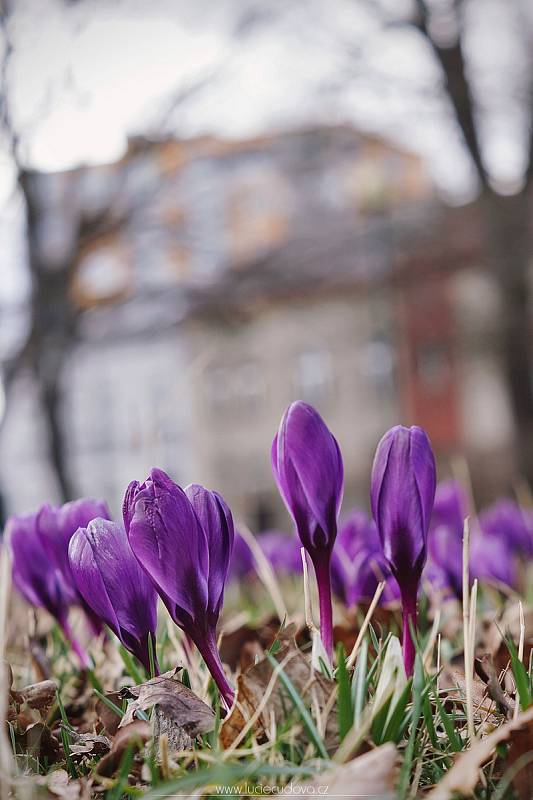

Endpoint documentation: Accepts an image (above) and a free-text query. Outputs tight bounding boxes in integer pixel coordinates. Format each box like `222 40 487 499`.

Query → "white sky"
0 0 530 305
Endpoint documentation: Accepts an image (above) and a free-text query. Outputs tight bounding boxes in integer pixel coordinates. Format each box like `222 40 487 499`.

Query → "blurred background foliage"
1 0 533 528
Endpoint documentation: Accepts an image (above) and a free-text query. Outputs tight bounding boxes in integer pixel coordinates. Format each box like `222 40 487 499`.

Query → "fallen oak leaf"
119 668 214 737
96 720 151 777
299 742 399 799
428 705 533 799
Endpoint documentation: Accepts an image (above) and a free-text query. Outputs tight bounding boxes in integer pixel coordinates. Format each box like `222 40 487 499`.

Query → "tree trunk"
18 170 78 503
483 191 533 486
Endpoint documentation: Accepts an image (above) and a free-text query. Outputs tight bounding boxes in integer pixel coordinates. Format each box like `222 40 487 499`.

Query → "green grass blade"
335 643 353 741
119 645 144 685
506 636 531 711
352 638 368 724
434 694 462 752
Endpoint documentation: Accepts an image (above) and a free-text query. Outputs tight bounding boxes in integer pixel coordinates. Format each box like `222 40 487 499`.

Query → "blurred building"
0 126 515 520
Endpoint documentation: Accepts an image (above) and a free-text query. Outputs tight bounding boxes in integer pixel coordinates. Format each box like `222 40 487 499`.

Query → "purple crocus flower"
69 518 159 675
271 402 344 659
371 425 436 675
479 500 533 557
123 469 235 707
258 531 303 574
426 481 467 599
332 511 400 607
7 513 91 668
228 532 255 581
37 499 111 634
331 545 400 608
470 528 518 590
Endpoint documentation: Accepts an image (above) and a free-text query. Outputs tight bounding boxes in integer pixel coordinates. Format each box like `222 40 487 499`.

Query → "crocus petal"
185 484 234 620
69 519 157 669
37 498 111 601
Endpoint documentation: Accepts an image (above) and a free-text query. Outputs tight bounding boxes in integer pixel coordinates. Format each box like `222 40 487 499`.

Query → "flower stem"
400 588 418 677
312 555 334 661
61 618 91 669
194 630 235 709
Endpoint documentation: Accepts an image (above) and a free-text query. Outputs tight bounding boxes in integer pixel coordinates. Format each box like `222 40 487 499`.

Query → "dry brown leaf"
20 721 61 764
484 605 533 673
299 742 398 798
14 679 57 712
505 710 533 800
96 719 151 777
39 769 88 800
61 725 110 757
475 654 514 717
95 691 123 736
220 638 336 750
119 668 215 737
9 678 57 724
428 705 533 799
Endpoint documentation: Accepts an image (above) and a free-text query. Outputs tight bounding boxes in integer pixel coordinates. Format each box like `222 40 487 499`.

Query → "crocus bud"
123 469 235 707
69 518 159 675
37 498 111 634
6 513 91 668
371 425 436 675
271 401 344 659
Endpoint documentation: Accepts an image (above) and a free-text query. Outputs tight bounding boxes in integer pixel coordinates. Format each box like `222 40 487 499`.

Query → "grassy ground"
2 556 533 800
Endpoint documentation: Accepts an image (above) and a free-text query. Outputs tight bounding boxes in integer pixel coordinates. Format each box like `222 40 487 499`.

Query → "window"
206 361 264 416
359 337 396 395
295 349 333 404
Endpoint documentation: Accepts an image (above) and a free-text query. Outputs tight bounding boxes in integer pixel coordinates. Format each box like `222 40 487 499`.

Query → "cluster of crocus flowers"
8 472 236 707
271 401 344 660
7 498 112 667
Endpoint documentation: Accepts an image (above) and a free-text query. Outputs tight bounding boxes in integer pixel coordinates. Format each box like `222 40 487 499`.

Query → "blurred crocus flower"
470 528 518 590
332 511 399 607
7 513 91 667
258 530 303 574
426 481 467 599
371 425 436 675
69 518 159 674
479 499 533 557
123 469 235 707
228 531 255 581
37 498 111 634
272 401 343 659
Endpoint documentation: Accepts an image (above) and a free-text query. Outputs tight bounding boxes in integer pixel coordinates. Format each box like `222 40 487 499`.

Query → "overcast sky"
0 0 531 305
